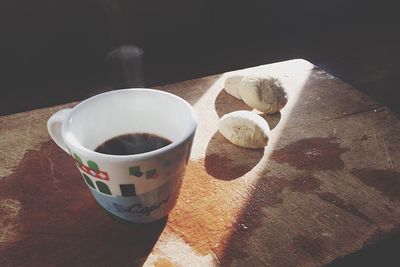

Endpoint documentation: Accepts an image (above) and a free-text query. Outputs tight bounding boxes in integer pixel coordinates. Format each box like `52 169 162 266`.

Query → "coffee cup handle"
47 109 72 153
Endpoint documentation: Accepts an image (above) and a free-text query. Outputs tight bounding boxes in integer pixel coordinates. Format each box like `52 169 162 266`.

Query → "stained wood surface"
1 59 400 266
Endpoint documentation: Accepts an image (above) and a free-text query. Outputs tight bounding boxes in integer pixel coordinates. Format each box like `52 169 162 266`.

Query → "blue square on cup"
120 184 136 197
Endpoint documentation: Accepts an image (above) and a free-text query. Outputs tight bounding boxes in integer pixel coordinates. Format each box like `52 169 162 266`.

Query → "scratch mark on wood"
0 224 14 243
210 248 222 265
21 113 33 155
316 192 373 224
199 222 215 251
363 128 369 155
46 142 58 183
47 142 53 156
323 105 384 121
47 156 58 183
364 128 369 137
382 139 394 169
1 200 20 213
372 133 386 168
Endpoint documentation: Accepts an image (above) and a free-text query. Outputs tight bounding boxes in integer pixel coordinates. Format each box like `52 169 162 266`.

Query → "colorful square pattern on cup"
73 154 109 181
81 172 112 195
146 169 158 179
129 166 143 177
120 184 136 197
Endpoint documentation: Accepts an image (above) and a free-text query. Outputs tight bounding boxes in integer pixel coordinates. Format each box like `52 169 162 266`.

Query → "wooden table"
1 59 400 266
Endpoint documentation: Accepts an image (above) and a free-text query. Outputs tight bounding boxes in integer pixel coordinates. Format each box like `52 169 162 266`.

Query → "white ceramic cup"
47 89 197 223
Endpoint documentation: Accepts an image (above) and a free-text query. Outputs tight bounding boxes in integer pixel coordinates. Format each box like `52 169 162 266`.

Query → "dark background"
1 1 399 115
1 1 400 264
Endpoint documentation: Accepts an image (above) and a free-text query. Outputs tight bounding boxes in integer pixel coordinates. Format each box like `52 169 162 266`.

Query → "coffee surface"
95 133 172 155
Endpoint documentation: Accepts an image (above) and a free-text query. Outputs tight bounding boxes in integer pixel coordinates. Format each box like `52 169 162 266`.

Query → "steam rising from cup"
106 45 144 89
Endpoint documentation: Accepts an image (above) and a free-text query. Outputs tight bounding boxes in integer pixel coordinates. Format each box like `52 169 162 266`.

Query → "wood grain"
1 59 400 266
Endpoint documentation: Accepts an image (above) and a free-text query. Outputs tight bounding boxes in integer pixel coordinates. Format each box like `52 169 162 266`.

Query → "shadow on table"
328 230 400 267
0 140 166 267
205 132 264 181
214 89 251 118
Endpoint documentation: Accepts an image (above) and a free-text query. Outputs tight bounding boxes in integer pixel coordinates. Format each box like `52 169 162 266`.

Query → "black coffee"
95 133 172 155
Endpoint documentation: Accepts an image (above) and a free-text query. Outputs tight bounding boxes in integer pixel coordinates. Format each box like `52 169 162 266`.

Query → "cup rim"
62 88 197 161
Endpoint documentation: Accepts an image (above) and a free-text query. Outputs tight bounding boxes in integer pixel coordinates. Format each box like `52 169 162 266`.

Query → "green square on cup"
129 166 143 177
